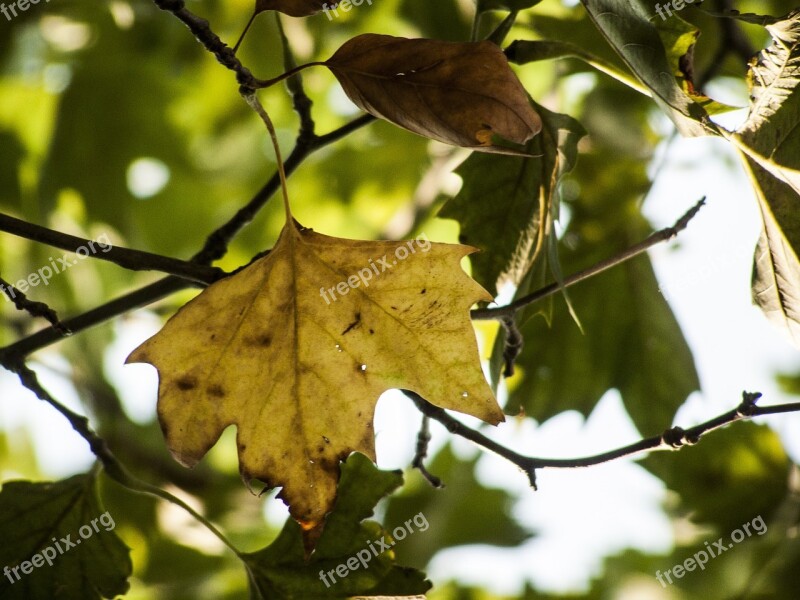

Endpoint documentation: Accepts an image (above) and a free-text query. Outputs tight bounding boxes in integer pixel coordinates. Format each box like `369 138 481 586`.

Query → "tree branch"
6 359 243 558
471 197 706 320
407 390 800 489
0 275 68 334
152 0 260 89
0 213 224 285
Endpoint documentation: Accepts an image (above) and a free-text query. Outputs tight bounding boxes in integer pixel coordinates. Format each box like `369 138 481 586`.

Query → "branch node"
737 390 763 417
526 468 538 491
662 426 689 448
500 316 524 377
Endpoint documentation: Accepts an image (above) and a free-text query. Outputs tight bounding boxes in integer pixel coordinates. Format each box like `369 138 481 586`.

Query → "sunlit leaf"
733 10 800 346
128 219 503 547
578 0 711 135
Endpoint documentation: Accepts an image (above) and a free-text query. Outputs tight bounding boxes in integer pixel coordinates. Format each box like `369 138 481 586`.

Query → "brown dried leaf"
326 34 542 153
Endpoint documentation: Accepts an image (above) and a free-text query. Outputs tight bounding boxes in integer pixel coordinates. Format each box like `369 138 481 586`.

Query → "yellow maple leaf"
127 220 503 544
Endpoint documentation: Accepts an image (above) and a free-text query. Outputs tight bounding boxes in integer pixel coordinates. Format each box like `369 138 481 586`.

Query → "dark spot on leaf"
369 328 375 334
208 384 225 398
176 376 197 391
317 446 324 453
323 436 330 444
239 443 247 452
342 312 362 335
390 306 398 310
421 288 426 294
257 334 272 347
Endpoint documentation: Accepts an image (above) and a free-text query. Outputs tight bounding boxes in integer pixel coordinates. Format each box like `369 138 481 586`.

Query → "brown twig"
0 213 224 285
472 197 706 320
411 416 444 488
408 391 800 489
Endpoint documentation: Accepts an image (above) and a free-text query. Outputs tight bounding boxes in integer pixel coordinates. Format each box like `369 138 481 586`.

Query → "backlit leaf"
440 101 584 296
244 453 431 598
578 0 711 135
128 220 503 547
733 10 800 346
0 474 132 600
326 34 542 153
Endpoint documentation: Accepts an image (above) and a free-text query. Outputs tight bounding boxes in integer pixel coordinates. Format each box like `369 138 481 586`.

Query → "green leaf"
399 0 471 41
503 153 699 434
0 473 132 600
578 0 712 135
733 9 800 188
506 39 650 96
477 0 544 12
439 101 585 297
383 443 532 567
744 159 800 346
640 422 791 534
732 10 800 346
243 453 430 599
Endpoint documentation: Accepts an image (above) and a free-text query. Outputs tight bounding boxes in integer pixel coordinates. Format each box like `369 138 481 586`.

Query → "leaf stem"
232 11 257 55
242 91 292 219
254 62 327 89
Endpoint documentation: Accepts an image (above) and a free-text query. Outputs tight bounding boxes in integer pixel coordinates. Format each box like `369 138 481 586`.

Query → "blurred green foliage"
1 0 800 598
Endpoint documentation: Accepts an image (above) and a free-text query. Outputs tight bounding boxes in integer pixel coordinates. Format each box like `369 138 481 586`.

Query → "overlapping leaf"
244 453 430 598
440 101 584 297
578 0 711 135
733 10 800 346
128 219 503 547
0 474 132 600
326 34 542 153
641 422 791 533
502 153 699 434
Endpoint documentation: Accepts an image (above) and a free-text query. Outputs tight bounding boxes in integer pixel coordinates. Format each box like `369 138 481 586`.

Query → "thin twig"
409 390 800 489
275 14 316 139
472 197 706 320
0 213 224 285
0 276 69 334
411 416 444 488
6 359 244 559
152 0 260 88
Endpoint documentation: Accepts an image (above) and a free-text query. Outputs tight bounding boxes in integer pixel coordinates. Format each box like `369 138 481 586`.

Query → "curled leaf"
326 34 542 153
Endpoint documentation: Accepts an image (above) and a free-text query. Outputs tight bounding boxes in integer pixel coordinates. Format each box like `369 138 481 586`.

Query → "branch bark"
407 390 800 489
